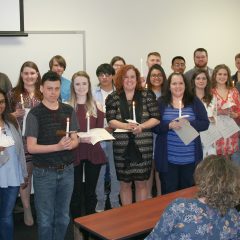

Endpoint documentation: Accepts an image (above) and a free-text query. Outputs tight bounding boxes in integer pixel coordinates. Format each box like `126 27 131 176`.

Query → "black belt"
33 162 72 171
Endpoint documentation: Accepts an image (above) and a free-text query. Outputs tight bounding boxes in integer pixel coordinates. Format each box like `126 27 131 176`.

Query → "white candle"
66 118 70 137
179 100 182 118
86 112 90 133
20 94 24 107
140 58 143 77
132 101 136 122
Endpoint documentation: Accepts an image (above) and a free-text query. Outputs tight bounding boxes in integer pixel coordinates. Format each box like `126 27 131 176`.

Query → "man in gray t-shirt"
25 71 79 240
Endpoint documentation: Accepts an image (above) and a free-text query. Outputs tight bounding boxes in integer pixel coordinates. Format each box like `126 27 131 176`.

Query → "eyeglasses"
99 73 111 78
0 99 6 105
150 74 162 78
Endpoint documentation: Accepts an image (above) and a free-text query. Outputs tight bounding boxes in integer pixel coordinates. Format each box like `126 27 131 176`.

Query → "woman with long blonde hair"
69 71 106 240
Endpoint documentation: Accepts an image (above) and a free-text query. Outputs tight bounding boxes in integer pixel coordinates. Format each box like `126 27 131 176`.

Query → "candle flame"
132 101 135 107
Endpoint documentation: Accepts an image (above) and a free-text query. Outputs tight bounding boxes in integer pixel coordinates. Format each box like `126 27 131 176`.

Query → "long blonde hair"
70 71 97 117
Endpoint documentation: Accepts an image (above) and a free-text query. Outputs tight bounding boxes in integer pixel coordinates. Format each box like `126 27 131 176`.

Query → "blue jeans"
96 141 120 203
33 164 74 240
0 186 20 240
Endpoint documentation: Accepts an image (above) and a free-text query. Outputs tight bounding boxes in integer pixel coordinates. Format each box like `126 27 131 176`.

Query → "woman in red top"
211 64 240 156
69 71 106 239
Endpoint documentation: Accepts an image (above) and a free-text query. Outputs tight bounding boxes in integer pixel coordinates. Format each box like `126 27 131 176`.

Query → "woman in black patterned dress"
106 64 160 205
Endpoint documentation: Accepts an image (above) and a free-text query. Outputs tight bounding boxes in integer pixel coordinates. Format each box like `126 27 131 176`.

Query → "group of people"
0 48 240 240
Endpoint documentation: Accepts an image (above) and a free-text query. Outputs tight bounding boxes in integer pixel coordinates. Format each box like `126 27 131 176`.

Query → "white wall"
9 0 240 85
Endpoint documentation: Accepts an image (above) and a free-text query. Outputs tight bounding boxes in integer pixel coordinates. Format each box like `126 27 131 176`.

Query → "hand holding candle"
66 117 70 138
86 112 90 133
132 101 136 122
20 94 24 108
179 100 182 118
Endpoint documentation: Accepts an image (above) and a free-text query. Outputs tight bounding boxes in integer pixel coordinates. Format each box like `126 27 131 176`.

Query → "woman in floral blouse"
211 64 240 156
145 155 240 240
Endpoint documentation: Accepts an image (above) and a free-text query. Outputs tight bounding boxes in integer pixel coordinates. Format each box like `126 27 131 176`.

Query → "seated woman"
145 155 240 240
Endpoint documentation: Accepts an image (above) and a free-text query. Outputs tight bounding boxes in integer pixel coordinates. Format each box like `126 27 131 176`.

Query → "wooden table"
74 186 198 240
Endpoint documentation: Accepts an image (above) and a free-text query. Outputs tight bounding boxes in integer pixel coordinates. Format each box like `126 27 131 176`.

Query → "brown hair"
49 55 66 70
211 64 233 89
11 61 42 104
191 69 213 106
114 65 143 93
0 89 18 129
195 155 240 215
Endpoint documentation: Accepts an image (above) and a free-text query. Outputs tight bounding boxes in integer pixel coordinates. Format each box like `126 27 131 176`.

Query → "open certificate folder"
200 123 222 148
77 128 115 145
216 115 239 139
174 121 199 145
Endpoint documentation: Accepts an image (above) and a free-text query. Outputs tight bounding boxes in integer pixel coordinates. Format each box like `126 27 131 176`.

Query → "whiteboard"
0 31 86 85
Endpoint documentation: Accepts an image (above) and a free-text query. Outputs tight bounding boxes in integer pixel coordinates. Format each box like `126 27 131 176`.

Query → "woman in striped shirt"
153 73 209 194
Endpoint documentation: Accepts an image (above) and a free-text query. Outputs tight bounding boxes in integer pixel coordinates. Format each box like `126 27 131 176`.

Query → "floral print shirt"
145 198 240 240
211 88 240 155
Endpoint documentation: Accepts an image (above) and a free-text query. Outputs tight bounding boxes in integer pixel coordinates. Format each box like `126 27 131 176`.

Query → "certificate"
0 133 14 147
114 119 139 132
77 128 115 145
216 115 239 139
174 121 199 145
200 123 222 148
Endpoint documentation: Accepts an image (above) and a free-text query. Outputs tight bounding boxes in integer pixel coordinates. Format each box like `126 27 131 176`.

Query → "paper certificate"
174 121 199 145
0 133 14 147
216 115 239 139
22 108 31 136
77 128 115 145
200 123 222 148
114 119 139 132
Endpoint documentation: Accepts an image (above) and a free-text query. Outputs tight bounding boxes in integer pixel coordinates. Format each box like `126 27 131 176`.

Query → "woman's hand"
21 177 29 189
0 146 5 152
229 110 238 119
13 108 25 118
125 122 138 131
132 124 144 135
169 120 182 130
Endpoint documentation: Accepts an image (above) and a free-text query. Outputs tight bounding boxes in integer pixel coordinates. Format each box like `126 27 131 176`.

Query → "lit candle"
232 80 235 87
179 100 182 118
132 101 136 122
140 58 144 77
20 94 24 108
66 118 70 137
86 112 90 133
145 83 148 89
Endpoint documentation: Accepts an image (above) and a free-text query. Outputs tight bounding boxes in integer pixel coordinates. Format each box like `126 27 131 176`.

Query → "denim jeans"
96 141 120 203
33 164 74 240
0 186 20 240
